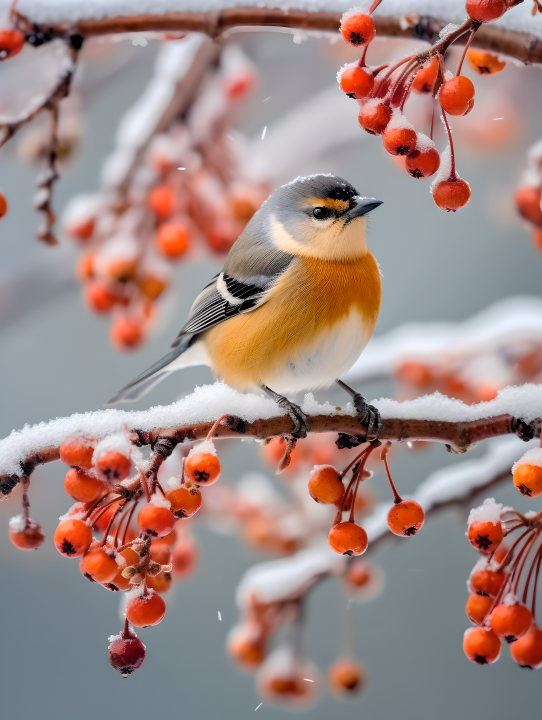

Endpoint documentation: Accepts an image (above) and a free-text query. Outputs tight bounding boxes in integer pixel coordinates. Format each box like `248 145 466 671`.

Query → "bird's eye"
313 207 331 220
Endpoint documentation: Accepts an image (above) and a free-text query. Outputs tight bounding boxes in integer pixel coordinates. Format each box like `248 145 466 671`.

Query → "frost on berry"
108 622 146 677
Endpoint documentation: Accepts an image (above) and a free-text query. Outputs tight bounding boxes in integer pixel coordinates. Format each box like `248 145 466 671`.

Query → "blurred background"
0 27 542 720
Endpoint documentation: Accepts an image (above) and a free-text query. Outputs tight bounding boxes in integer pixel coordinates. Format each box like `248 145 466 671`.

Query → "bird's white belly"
260 309 372 396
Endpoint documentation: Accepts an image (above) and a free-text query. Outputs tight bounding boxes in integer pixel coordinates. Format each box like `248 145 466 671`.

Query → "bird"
107 174 383 439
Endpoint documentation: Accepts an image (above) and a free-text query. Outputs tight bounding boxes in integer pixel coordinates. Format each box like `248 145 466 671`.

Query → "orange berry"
64 467 108 504
510 624 542 669
109 547 139 591
405 146 440 179
463 626 501 665
515 186 542 228
155 221 190 259
493 543 509 564
467 48 506 75
154 527 177 547
165 485 202 518
67 218 94 242
54 518 92 558
382 125 417 157
108 625 146 677
412 57 439 94
150 542 171 566
126 588 166 627
76 251 95 282
339 64 374 99
466 592 494 625
468 519 503 554
0 191 7 217
344 561 372 589
328 521 368 556
137 276 167 301
82 547 118 583
0 29 25 60
432 178 471 212
228 624 266 670
104 258 138 283
148 185 173 219
185 452 221 486
490 602 532 642
358 102 392 136
84 282 118 314
470 568 506 597
110 316 144 351
171 539 197 579
232 194 258 222
146 570 172 594
93 500 123 533
466 0 506 23
387 499 425 537
96 450 131 481
138 504 176 538
308 465 344 505
513 463 542 498
439 76 475 116
59 432 97 470
340 12 376 47
8 517 45 551
328 659 365 696
396 360 433 387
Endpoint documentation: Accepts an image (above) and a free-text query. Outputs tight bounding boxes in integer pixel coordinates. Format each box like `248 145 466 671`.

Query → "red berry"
466 0 506 23
439 76 475 116
515 186 542 228
328 521 368 556
155 221 190 259
138 503 176 538
227 623 266 670
82 547 119 583
84 282 118 314
470 568 506 597
382 124 417 157
328 659 365 696
490 602 532 642
463 626 501 664
358 101 392 136
64 467 108 504
110 317 144 351
405 137 440 179
126 588 166 627
387 499 425 537
432 178 471 212
185 451 221 486
466 592 494 625
0 29 25 60
510 624 542 669
148 185 173 219
108 624 146 676
96 450 131 481
165 484 202 518
171 538 198 579
54 518 92 558
8 516 45 551
340 12 376 47
412 57 439 94
338 64 374 99
308 465 344 505
466 49 506 75
467 519 503 554
0 192 7 217
60 432 97 470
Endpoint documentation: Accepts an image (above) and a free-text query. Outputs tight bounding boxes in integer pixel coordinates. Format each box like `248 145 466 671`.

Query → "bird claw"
260 384 310 439
336 379 382 442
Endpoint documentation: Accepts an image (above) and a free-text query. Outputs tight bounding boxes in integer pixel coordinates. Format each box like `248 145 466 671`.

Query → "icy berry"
308 465 344 505
510 624 542 669
54 518 92 558
60 432 97 471
405 140 440 179
463 626 501 664
328 659 365 696
470 568 506 597
165 485 202 518
328 521 368 556
466 0 506 23
358 102 392 135
110 316 144 351
8 517 45 551
96 450 131 481
0 29 25 60
126 588 166 627
228 624 266 670
439 76 475 116
338 64 374 99
466 592 494 625
387 499 425 537
412 57 439 94
340 12 376 47
148 185 173 219
515 186 542 228
67 218 94 242
138 504 176 538
0 192 7 217
84 282 118 314
490 602 532 642
64 467 108 504
468 519 503 554
382 124 417 157
185 451 221 486
83 547 119 583
513 463 542 498
432 178 471 212
467 48 506 75
108 623 146 676
155 221 190 259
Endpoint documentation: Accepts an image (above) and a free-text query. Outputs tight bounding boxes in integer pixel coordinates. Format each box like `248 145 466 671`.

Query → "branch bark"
14 9 542 65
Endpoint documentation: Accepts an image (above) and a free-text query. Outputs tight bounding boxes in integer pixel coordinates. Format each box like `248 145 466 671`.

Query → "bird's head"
265 174 382 262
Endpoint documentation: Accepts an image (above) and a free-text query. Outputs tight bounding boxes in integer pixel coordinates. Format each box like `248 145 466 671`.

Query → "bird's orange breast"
203 252 382 391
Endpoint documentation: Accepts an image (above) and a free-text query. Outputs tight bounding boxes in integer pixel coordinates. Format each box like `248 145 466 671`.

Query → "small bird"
108 174 383 438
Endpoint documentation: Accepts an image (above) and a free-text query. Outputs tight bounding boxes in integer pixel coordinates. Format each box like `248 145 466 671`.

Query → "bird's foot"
260 384 310 439
336 379 382 442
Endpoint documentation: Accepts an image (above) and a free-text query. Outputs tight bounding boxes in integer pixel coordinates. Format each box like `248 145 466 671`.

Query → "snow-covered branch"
14 1 542 64
1 382 540 494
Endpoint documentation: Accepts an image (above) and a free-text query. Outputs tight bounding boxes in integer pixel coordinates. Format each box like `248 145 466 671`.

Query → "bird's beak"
345 197 383 221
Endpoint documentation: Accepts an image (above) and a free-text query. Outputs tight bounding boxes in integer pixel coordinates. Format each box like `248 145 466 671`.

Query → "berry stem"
138 467 151 503
358 44 369 68
349 446 375 522
206 414 231 442
455 27 478 77
339 444 372 479
101 500 127 546
430 99 435 141
368 0 384 13
440 110 457 179
383 456 402 504
121 618 132 640
514 529 539 596
522 533 542 606
21 476 30 526
497 527 534 573
531 544 542 619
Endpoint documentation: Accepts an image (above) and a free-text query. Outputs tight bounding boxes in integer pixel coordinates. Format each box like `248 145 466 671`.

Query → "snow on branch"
14 1 542 64
1 382 540 491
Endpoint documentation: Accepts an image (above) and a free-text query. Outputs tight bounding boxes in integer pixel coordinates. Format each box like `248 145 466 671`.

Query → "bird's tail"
106 335 196 405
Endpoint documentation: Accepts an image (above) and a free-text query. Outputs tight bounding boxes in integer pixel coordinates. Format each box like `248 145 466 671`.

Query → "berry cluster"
61 45 269 351
337 2 516 212
515 141 542 253
463 495 542 669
